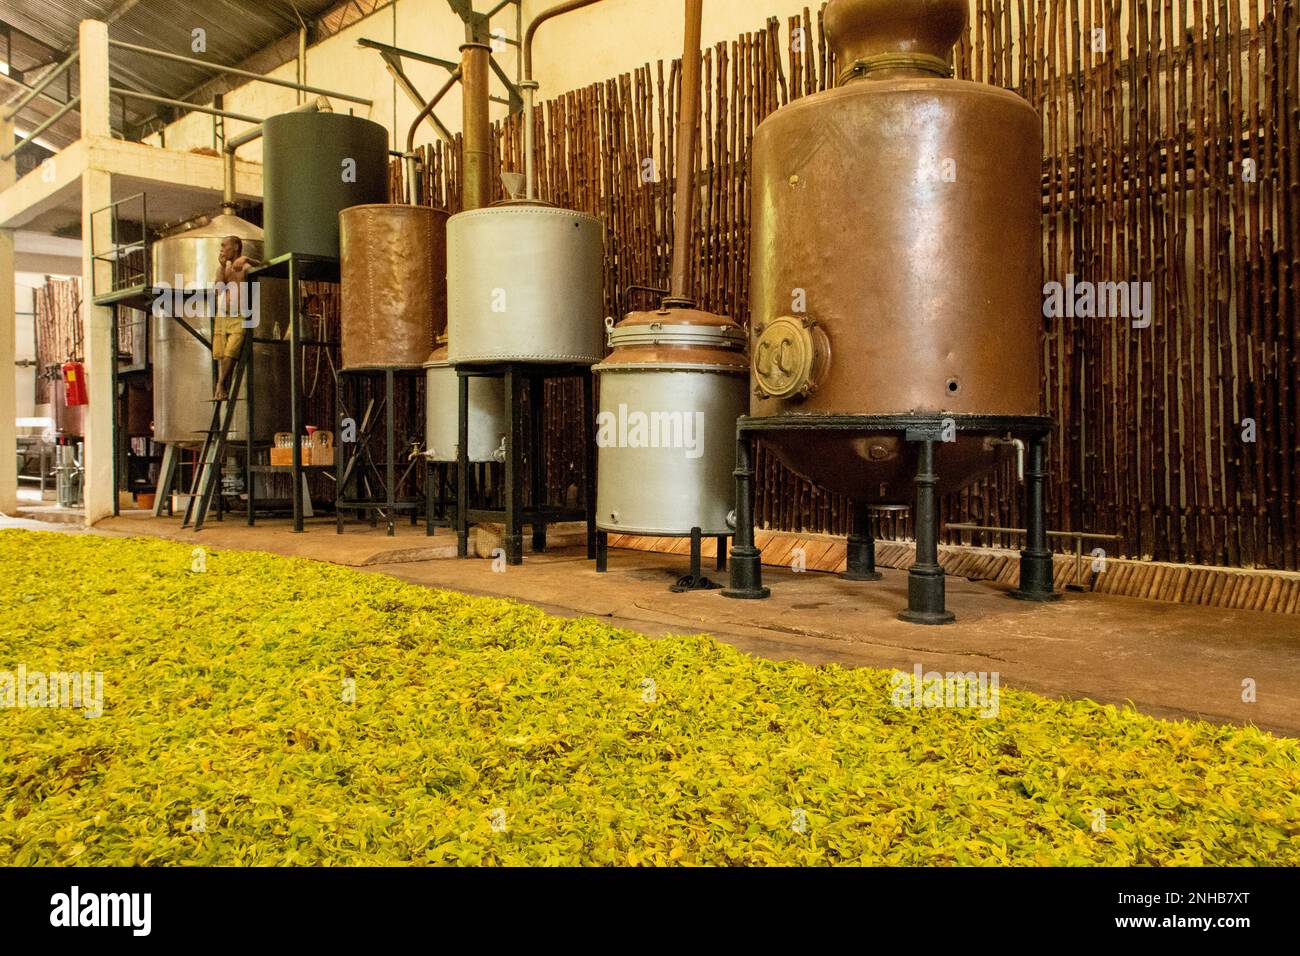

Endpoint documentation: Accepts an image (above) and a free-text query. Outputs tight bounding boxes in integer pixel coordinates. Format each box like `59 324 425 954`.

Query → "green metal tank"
261 110 389 260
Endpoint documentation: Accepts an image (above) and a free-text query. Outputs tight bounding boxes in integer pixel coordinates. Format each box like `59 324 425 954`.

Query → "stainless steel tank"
339 204 448 370
746 0 1042 502
262 111 390 260
445 202 604 365
423 344 507 462
150 212 291 444
594 309 748 535
50 372 84 438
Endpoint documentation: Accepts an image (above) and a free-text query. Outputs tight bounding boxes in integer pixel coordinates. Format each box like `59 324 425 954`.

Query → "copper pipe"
460 42 493 211
405 67 462 204
522 0 610 200
668 0 704 303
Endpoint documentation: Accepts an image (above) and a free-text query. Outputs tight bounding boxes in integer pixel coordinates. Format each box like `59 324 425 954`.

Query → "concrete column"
79 20 116 523
0 115 17 514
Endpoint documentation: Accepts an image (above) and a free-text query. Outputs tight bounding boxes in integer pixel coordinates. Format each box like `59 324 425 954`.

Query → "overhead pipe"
110 88 261 124
107 39 372 108
222 96 330 211
404 67 462 205
668 0 704 305
522 0 610 201
2 50 79 121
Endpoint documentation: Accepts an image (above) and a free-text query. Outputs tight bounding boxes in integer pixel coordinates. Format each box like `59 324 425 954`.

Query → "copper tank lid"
826 0 966 82
599 302 748 372
606 303 747 351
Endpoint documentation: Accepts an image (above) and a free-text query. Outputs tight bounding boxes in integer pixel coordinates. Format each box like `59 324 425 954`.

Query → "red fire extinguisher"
61 361 89 406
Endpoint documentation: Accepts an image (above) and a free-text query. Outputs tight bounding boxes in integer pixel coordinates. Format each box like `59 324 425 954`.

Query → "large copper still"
339 204 448 370
746 0 1043 502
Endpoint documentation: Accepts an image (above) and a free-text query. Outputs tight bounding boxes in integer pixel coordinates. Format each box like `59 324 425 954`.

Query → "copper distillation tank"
593 0 749 590
724 0 1059 622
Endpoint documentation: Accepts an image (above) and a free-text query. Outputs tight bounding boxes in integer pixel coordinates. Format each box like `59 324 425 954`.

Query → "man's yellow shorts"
212 319 246 361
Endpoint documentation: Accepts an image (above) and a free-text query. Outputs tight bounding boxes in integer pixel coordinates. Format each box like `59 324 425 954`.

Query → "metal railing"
89 192 150 300
1 95 81 161
2 49 79 121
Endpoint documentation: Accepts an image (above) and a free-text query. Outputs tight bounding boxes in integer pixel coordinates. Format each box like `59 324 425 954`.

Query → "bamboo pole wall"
32 277 82 405
402 0 1298 572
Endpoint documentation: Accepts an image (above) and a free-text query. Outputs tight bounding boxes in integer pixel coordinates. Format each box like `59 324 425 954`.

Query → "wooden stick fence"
397 0 1298 572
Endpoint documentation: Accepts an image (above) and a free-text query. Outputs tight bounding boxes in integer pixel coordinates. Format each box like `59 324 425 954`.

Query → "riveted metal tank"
339 204 448 370
445 202 605 365
150 212 291 444
595 309 748 535
747 0 1042 502
424 343 507 463
262 110 389 259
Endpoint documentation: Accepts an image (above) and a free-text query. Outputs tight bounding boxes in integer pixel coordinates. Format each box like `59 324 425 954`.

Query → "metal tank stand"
335 367 425 537
897 435 955 625
456 362 597 566
595 527 729 589
843 499 884 581
426 460 501 536
721 430 770 599
724 414 1058 619
245 252 339 532
1009 434 1063 602
425 461 453 535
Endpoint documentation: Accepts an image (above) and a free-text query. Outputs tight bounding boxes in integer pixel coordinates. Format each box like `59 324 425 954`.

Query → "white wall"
145 0 520 161
520 0 813 100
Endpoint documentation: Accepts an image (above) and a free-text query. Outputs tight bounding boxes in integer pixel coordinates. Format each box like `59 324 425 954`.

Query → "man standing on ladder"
212 235 255 401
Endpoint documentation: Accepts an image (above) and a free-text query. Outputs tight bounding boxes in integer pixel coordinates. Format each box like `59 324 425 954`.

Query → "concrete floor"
11 511 1300 738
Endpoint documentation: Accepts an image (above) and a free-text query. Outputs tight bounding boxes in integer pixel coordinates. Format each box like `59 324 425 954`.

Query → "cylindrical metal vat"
150 212 292 444
340 204 448 370
446 203 605 365
423 346 506 462
262 111 389 259
51 381 84 438
595 310 748 536
150 312 211 444
747 0 1042 500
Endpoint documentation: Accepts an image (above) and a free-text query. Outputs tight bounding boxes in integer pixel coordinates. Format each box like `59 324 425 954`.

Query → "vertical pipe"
522 0 611 200
461 43 493 211
669 0 704 302
523 81 538 201
297 27 307 105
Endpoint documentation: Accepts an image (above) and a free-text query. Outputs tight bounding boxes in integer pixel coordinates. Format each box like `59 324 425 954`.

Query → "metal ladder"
182 344 249 532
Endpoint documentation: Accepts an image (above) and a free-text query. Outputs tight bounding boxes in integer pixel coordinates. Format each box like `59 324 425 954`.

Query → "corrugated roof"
2 0 340 140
